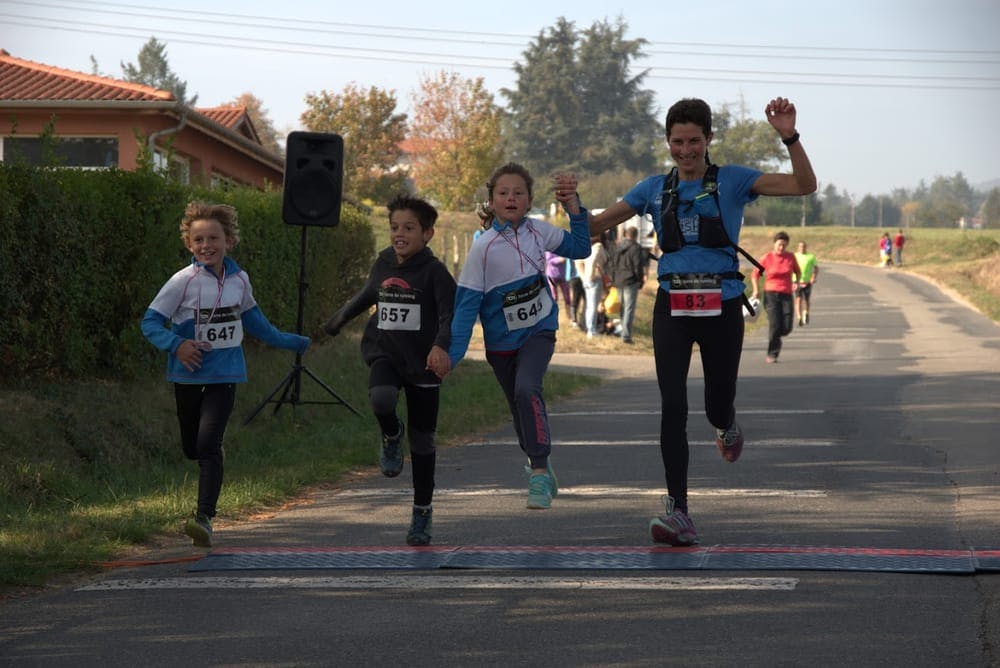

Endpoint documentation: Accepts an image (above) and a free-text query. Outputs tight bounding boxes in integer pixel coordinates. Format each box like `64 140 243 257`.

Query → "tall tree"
408 72 506 210
919 173 974 227
120 37 196 105
709 99 787 171
230 92 282 156
856 194 882 228
503 17 657 177
300 83 408 203
574 19 657 175
980 187 1000 228
818 184 853 226
502 18 579 176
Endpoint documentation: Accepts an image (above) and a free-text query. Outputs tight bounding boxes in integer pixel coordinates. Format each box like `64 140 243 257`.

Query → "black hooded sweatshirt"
324 246 456 386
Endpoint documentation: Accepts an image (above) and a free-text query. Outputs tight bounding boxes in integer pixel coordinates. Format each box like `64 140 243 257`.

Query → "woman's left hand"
765 97 797 138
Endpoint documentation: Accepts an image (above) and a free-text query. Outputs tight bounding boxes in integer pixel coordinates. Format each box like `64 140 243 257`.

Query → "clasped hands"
426 344 450 380
554 173 580 215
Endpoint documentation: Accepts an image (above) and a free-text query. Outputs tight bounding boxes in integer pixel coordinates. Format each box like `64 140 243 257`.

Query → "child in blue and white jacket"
141 201 309 548
445 163 590 510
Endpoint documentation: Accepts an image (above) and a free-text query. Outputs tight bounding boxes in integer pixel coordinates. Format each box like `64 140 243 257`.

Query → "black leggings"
368 357 440 506
651 292 744 513
764 291 794 358
174 383 236 518
569 277 585 323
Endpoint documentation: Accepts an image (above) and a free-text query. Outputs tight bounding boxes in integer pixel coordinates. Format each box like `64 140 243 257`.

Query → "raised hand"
553 172 580 215
765 97 798 138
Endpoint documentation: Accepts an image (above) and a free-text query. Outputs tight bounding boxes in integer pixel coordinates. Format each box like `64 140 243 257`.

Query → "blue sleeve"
141 308 182 355
623 175 663 217
448 286 484 368
554 208 592 259
242 306 310 354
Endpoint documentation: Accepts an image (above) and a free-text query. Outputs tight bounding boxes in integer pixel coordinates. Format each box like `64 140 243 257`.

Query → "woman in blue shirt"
580 96 816 546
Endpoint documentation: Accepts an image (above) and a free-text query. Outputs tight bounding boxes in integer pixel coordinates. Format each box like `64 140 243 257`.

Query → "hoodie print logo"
377 277 421 331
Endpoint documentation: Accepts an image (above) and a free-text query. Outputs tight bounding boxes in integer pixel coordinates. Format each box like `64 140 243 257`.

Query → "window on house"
153 150 190 184
1 136 118 168
210 172 243 191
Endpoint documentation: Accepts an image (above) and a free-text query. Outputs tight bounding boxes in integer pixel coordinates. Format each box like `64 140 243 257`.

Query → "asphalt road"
2 261 999 667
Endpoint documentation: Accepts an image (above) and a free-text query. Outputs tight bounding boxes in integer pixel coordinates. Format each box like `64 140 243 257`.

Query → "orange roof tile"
197 105 246 129
0 49 174 102
195 105 260 143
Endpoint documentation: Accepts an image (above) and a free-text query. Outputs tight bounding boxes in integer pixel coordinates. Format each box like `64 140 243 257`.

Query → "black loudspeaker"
282 131 344 227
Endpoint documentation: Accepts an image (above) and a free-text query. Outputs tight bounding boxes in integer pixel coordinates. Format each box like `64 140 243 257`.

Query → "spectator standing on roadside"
567 251 585 329
879 232 893 267
545 250 572 314
581 231 609 338
610 225 647 343
893 228 905 267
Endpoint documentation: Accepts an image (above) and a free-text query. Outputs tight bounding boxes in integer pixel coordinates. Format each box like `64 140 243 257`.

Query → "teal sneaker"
184 512 213 548
380 420 404 478
406 506 433 546
526 472 555 509
524 460 558 498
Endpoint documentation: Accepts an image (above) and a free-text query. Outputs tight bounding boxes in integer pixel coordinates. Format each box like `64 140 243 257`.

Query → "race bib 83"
668 274 723 317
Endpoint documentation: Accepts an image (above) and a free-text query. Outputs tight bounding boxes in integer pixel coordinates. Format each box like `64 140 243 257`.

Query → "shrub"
0 164 373 381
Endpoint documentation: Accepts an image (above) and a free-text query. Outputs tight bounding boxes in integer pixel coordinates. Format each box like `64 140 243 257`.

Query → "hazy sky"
3 0 999 197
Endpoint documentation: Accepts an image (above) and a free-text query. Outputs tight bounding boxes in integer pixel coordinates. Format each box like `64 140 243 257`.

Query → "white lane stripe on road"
550 409 825 417
470 439 838 447
334 487 827 498
78 575 798 592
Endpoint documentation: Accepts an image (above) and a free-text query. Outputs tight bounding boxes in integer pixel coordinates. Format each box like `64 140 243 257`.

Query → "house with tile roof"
0 49 283 189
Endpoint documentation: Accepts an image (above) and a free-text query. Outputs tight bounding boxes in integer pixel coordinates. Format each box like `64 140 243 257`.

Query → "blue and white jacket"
449 210 590 367
141 255 310 384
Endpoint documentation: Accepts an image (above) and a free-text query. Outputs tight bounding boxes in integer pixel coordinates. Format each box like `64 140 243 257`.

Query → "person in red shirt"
750 230 801 363
893 229 905 267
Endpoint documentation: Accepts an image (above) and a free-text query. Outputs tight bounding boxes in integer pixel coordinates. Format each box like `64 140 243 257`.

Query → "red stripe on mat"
205 545 987 557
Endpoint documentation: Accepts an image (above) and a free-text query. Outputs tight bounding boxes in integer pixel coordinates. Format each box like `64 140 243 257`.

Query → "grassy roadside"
0 338 597 590
736 225 1000 322
2 222 997 592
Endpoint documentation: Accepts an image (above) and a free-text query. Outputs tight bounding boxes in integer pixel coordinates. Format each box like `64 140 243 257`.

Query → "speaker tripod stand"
243 225 360 425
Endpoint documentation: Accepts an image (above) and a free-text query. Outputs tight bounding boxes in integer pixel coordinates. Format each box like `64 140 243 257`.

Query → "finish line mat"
189 546 1000 574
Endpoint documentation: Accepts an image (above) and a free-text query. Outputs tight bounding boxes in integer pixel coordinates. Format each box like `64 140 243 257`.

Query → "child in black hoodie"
324 195 455 545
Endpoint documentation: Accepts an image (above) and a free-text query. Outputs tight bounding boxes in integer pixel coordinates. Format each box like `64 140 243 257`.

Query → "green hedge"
0 164 373 380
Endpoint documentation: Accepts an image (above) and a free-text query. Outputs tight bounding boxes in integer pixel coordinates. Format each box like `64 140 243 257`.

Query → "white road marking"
78 575 798 592
469 439 838 447
549 409 825 416
334 487 827 498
